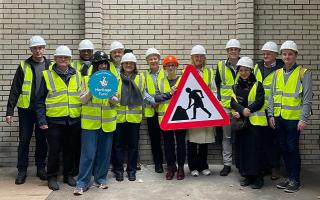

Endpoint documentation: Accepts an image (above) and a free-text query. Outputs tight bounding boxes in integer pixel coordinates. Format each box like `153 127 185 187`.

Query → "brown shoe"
176 167 185 180
166 166 175 180
271 168 281 180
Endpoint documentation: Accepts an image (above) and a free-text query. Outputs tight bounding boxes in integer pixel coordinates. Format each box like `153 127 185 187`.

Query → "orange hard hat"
163 55 179 66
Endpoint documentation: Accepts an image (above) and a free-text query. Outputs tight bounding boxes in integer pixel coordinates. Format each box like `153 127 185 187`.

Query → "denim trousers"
275 117 301 183
76 129 113 188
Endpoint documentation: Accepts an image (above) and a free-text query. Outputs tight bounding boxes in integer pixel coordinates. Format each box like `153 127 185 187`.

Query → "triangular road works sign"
160 64 230 130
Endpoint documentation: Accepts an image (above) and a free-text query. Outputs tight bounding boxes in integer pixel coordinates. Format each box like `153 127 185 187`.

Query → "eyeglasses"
166 64 177 68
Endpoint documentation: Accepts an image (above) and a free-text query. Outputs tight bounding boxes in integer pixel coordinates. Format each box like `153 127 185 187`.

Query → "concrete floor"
0 165 319 200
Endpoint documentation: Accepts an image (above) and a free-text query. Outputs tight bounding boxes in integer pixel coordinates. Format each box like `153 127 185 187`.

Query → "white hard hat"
226 39 241 49
110 41 125 53
280 40 298 53
29 35 46 47
121 52 137 63
261 41 278 53
54 45 72 57
191 45 206 55
78 39 94 50
236 57 253 69
145 48 160 59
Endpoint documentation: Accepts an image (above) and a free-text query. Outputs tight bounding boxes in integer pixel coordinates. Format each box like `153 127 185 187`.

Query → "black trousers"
163 130 186 167
261 126 281 170
46 122 81 179
187 142 209 171
146 113 163 166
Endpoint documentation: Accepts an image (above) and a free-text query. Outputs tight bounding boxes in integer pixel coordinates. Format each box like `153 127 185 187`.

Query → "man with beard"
72 39 94 76
109 41 125 79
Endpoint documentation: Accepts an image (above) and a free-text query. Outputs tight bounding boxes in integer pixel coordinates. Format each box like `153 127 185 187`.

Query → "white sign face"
168 73 223 124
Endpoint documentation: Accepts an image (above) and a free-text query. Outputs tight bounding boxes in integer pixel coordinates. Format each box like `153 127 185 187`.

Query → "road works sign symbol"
160 64 230 130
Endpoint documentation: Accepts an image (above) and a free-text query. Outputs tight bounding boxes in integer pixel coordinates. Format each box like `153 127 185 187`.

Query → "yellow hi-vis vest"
109 62 120 79
143 68 165 117
17 61 33 108
42 68 82 118
156 76 175 124
71 60 83 72
81 76 117 132
218 60 236 109
117 73 145 123
273 66 307 120
232 82 267 126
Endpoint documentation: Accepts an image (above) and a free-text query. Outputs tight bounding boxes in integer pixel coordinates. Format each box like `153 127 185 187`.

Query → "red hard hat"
163 55 179 66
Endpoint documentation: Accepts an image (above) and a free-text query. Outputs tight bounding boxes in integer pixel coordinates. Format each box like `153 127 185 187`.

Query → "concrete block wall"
0 0 319 166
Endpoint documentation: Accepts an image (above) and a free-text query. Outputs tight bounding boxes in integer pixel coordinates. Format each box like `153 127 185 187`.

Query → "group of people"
5 36 312 195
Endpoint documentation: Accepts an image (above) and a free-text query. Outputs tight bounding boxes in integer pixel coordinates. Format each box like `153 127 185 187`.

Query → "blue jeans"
275 117 301 183
76 129 113 188
17 108 47 171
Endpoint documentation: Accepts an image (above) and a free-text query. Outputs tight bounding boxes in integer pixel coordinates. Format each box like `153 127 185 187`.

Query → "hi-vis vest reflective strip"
71 60 82 72
218 60 236 109
273 66 306 120
143 68 165 117
43 69 82 118
157 76 174 124
109 62 120 79
81 76 117 132
17 61 33 108
117 73 145 123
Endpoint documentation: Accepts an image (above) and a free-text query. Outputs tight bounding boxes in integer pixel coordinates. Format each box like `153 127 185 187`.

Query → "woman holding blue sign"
74 51 119 195
113 52 145 182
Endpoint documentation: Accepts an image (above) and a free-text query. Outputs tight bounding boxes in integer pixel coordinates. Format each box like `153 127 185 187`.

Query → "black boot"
15 170 27 185
48 177 59 191
36 167 47 181
251 176 264 189
220 165 231 176
63 176 76 187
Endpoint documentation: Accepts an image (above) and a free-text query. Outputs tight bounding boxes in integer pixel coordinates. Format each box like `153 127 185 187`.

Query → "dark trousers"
113 122 140 173
163 130 186 167
46 122 81 178
187 142 209 172
17 108 47 171
275 117 301 183
146 113 163 166
261 126 281 171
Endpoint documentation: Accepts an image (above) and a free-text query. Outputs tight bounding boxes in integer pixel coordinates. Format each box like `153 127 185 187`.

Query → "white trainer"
190 170 199 177
201 169 212 176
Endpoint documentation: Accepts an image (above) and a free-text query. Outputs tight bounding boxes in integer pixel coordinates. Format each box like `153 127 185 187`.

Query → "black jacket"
255 59 284 80
6 56 51 116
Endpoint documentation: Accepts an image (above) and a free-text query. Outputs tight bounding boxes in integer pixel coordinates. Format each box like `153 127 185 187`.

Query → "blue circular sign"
88 70 118 99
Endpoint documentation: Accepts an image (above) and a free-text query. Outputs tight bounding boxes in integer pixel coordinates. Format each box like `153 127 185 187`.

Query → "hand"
152 103 159 108
268 117 275 129
297 120 307 131
109 95 119 104
170 86 177 95
40 125 48 130
5 116 13 125
232 112 240 119
242 108 251 117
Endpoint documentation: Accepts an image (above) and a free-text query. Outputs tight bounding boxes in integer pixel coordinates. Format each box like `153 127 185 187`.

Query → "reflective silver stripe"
48 90 67 98
274 103 281 107
281 105 301 110
21 91 30 95
127 110 142 114
207 67 212 87
87 102 101 107
160 78 164 93
69 91 81 96
47 71 56 92
221 96 232 100
252 112 266 117
138 75 142 90
282 93 298 98
264 85 271 90
82 115 100 120
158 112 165 116
23 80 31 85
221 62 226 85
46 102 68 108
73 61 77 68
102 116 117 123
274 91 282 96
75 72 80 88
117 110 126 114
254 66 259 77
69 104 81 108
294 75 301 96
221 85 233 89
102 106 112 110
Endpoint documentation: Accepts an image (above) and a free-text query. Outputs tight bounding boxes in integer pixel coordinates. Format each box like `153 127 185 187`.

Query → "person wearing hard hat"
215 39 241 176
109 41 125 78
142 48 165 174
268 41 312 193
73 51 118 195
5 35 50 185
36 45 82 191
71 39 94 76
157 55 187 180
112 52 145 182
254 41 284 181
231 56 266 189
186 45 216 177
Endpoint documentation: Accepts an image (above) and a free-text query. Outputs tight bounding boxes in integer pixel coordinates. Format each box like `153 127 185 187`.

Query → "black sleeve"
248 82 265 113
36 76 48 126
231 96 245 116
6 65 24 116
215 67 222 101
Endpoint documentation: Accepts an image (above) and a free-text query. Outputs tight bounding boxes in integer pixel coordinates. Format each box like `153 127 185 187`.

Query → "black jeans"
46 122 80 178
163 130 186 167
187 142 209 172
146 113 163 166
113 122 140 173
17 108 47 171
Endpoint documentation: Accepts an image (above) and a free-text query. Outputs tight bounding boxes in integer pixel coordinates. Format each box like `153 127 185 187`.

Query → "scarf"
120 73 143 109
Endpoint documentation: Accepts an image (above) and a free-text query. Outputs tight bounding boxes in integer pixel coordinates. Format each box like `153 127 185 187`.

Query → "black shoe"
284 180 301 193
48 177 59 191
276 178 290 189
240 177 251 187
115 172 124 182
155 164 164 173
63 176 76 187
127 171 136 181
36 168 47 181
15 171 27 185
251 177 264 189
220 165 231 176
